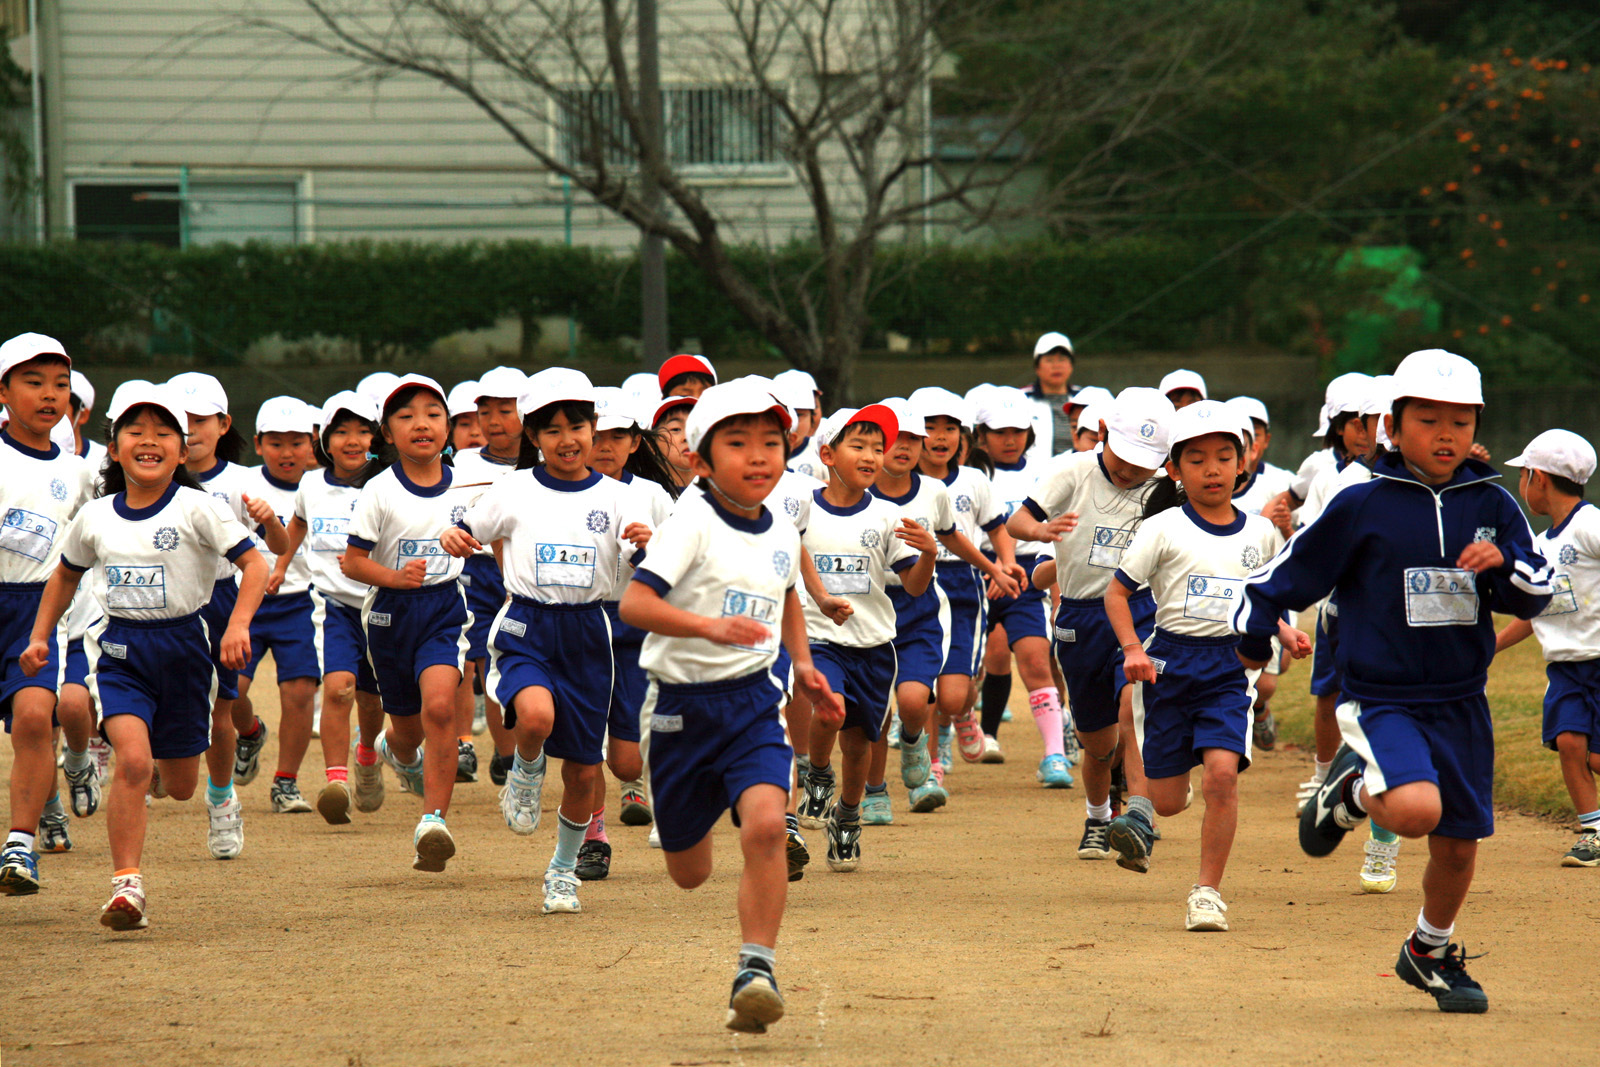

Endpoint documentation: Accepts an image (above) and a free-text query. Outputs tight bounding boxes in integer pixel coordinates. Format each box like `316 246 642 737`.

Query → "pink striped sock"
1029 688 1066 759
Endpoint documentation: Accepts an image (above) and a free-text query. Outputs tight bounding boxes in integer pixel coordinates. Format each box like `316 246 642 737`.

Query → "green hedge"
0 235 1296 364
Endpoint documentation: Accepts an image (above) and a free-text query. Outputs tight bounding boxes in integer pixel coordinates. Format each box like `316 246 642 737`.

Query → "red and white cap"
1506 429 1597 485
818 403 899 448
255 395 315 435
0 332 69 380
653 393 697 427
684 381 792 454
106 380 189 431
657 354 717 392
380 373 447 413
166 371 229 417
1158 368 1207 401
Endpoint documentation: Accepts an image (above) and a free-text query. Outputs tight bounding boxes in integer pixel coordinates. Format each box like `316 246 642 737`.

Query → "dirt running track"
0 666 1591 1066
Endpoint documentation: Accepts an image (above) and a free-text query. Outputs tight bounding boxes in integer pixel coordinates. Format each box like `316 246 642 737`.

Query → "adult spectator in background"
1021 332 1081 460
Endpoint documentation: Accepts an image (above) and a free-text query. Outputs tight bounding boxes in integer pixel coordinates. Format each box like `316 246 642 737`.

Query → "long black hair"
620 425 683 499
1143 431 1249 519
99 403 204 498
214 418 247 465
516 400 598 470
315 407 384 488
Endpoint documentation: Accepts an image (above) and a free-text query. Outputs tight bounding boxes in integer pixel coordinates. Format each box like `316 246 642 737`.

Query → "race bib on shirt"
1539 573 1578 617
105 565 167 610
535 543 596 588
1403 567 1478 627
398 538 451 577
1088 525 1132 570
720 588 780 652
1 508 58 562
1182 574 1242 623
813 553 870 595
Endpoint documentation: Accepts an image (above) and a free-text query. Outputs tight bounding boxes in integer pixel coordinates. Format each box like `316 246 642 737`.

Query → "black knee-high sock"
981 673 1012 737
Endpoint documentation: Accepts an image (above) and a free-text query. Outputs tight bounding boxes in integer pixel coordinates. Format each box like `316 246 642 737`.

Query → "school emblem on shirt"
586 509 610 534
212 491 229 503
1188 576 1208 595
1095 527 1115 546
955 494 972 514
1240 545 1262 570
49 478 67 502
773 549 791 577
1474 526 1496 544
1409 570 1432 593
784 496 800 517
537 543 557 563
1561 544 1578 565
152 526 180 552
450 504 467 525
860 528 881 549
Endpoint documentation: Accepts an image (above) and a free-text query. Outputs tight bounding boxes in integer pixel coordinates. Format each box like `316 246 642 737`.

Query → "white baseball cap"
166 371 229 417
1228 396 1270 429
255 395 315 436
878 397 927 438
319 389 379 429
1167 399 1245 455
446 380 481 419
621 372 661 405
50 410 76 452
475 366 528 402
684 381 792 454
518 367 595 420
0 332 69 380
357 372 401 406
106 380 189 432
773 369 820 407
1064 385 1114 414
1159 369 1207 400
1314 372 1374 435
908 386 973 429
593 386 641 433
1505 429 1597 485
1223 398 1260 440
1076 403 1107 435
976 398 1033 431
1103 387 1175 469
1390 349 1483 407
380 373 447 414
1358 375 1395 419
70 370 95 409
1033 331 1075 361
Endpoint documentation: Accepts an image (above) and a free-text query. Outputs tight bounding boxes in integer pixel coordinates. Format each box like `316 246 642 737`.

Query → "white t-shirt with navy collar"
457 466 650 606
448 447 519 559
802 487 919 647
932 465 1006 564
1532 499 1600 662
869 473 954 588
636 487 802 685
194 458 260 583
787 436 825 482
241 466 312 596
772 469 823 532
57 481 255 620
347 462 477 588
986 457 1046 558
0 430 96 585
1025 448 1155 601
1115 502 1284 639
293 469 369 609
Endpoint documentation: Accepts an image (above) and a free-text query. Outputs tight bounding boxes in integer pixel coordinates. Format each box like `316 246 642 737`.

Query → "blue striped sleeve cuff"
346 534 377 551
633 568 672 597
225 538 255 563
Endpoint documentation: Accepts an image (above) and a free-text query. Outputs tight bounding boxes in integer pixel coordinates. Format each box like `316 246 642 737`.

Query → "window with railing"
558 86 786 171
1 0 28 39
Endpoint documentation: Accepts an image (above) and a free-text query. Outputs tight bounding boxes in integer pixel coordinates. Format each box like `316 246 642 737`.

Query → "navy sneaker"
1395 938 1489 1014
574 840 611 881
726 962 785 1033
1299 744 1365 857
786 821 809 882
233 720 270 786
1107 807 1155 873
0 844 40 895
488 752 513 787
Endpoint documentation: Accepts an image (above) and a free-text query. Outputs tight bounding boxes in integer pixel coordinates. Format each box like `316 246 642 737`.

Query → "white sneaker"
886 712 903 749
543 869 582 914
376 734 425 797
88 737 113 782
980 736 1005 764
413 812 456 872
1185 884 1229 932
472 692 488 736
206 795 244 860
317 779 353 825
311 691 322 738
499 755 545 835
352 760 386 813
1359 835 1400 894
100 873 148 931
1295 773 1326 815
648 824 662 849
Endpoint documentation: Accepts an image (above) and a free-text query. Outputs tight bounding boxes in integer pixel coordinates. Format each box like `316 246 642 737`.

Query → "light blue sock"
1370 819 1399 844
43 791 64 815
1579 809 1600 832
514 751 545 778
549 812 590 873
62 746 91 774
206 776 234 806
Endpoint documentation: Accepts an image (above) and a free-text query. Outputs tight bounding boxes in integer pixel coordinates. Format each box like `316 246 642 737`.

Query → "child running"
22 382 267 928
1495 429 1600 867
619 380 844 1033
1007 387 1173 865
442 368 652 914
342 374 481 873
1237 349 1552 1012
1106 400 1309 931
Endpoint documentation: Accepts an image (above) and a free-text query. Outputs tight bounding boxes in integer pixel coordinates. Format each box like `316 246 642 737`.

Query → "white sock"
6 830 36 852
1313 759 1333 781
62 746 91 773
1414 908 1453 948
1086 799 1113 821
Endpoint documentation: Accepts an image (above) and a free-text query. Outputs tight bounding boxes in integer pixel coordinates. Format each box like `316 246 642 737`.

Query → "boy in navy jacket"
1233 349 1551 1015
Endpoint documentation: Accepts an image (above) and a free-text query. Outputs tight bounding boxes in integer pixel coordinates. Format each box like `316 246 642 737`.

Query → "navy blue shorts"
364 581 471 716
1543 660 1600 753
64 637 88 690
89 613 215 760
1132 628 1254 780
771 644 793 699
1054 590 1154 734
936 563 985 677
888 585 949 691
1338 692 1495 840
1309 603 1341 697
645 668 792 852
983 553 1050 645
239 590 319 683
312 590 378 694
201 578 241 701
810 641 897 741
1 583 60 725
461 554 506 662
603 600 645 744
489 596 612 764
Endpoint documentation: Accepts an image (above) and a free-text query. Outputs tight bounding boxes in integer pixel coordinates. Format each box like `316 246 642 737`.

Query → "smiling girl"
23 383 266 929
442 368 653 914
342 375 482 873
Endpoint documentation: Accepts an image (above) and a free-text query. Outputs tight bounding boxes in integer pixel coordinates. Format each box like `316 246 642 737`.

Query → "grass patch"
1269 623 1580 822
